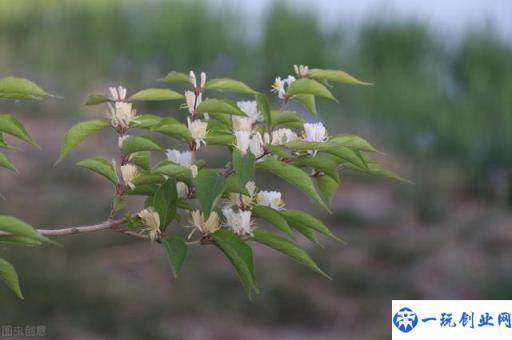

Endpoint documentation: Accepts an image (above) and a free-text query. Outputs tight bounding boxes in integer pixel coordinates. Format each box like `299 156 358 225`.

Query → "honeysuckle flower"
232 116 253 132
237 100 262 123
138 207 161 241
293 64 309 78
107 101 137 129
187 117 208 149
166 149 194 167
303 122 328 142
176 181 189 198
234 130 251 155
184 90 202 115
256 190 285 210
189 70 197 88
189 164 198 178
271 75 296 99
109 85 127 102
222 207 254 236
200 72 207 88
187 210 220 238
271 128 298 145
228 181 256 208
249 132 266 158
120 163 140 189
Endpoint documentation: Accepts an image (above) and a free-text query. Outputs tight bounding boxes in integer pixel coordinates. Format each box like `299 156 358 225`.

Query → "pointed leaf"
232 150 254 188
0 258 23 299
330 134 378 153
255 93 271 125
194 169 225 218
256 158 330 212
0 215 54 244
152 121 192 142
251 205 292 236
307 68 372 86
122 136 162 156
153 161 193 185
0 114 37 146
85 94 111 106
0 77 49 100
0 153 17 172
57 119 110 163
162 236 188 278
294 94 318 116
160 71 189 83
212 229 256 297
196 98 245 116
131 114 165 129
129 88 184 101
152 178 178 229
205 78 258 95
252 230 330 279
281 210 341 242
76 157 119 184
317 175 339 207
270 110 304 128
286 79 337 102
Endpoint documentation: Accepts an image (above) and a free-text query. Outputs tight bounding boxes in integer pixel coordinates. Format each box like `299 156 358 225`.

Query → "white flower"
271 128 298 145
184 90 201 115
107 101 136 128
249 132 266 158
222 207 253 236
228 181 256 208
271 75 296 99
120 164 140 189
109 85 127 101
234 131 251 155
237 100 262 123
176 181 189 198
189 70 197 88
138 207 161 241
232 116 253 132
187 210 220 238
256 190 285 210
303 122 328 142
187 117 208 149
189 164 198 178
293 64 309 78
166 149 194 167
200 72 207 88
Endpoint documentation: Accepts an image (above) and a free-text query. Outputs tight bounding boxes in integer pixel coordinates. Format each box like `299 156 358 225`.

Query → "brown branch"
0 218 126 237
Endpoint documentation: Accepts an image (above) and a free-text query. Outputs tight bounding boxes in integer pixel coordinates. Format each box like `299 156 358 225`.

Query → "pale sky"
207 0 512 41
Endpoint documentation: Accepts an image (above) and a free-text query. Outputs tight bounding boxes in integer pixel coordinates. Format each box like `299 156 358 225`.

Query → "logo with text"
393 307 419 333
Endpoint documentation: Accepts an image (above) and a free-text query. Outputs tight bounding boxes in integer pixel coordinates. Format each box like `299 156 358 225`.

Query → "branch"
0 218 127 237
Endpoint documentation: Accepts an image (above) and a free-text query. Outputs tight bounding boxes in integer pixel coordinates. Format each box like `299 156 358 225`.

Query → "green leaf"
85 94 111 106
329 134 378 153
224 174 248 196
212 229 256 297
270 111 304 129
0 258 23 299
160 71 189 83
0 153 17 172
76 157 119 184
205 78 258 95
152 121 192 142
152 178 178 230
131 173 165 186
153 161 193 185
194 169 226 218
256 158 330 212
204 133 234 146
293 154 339 182
281 210 341 242
289 221 322 247
0 114 37 146
0 215 54 245
252 230 330 279
129 88 184 101
0 134 8 148
130 151 151 170
251 205 292 236
317 175 339 207
196 99 245 116
326 146 368 169
232 150 255 188
255 93 271 125
307 68 372 86
0 235 41 247
294 94 318 116
0 77 49 100
162 236 188 278
122 136 162 156
56 119 110 164
131 114 165 129
286 79 337 102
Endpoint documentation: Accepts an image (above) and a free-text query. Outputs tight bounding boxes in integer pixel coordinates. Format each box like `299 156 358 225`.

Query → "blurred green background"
0 0 511 339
